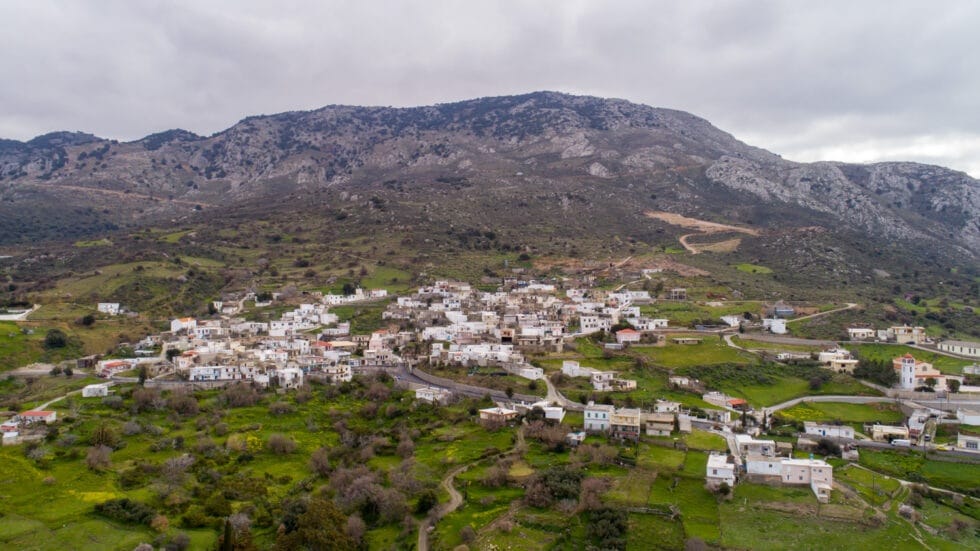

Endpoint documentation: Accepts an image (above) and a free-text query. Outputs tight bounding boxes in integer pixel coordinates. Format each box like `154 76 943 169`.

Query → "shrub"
43 329 68 349
309 446 331 477
268 433 297 455
269 401 295 416
223 383 260 407
102 395 124 409
151 514 169 533
95 498 156 525
85 445 112 471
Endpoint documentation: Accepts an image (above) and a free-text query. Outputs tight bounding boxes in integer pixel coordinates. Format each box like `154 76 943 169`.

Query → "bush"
269 401 295 416
86 445 112 470
43 329 68 349
223 383 260 407
95 498 156 525
268 434 297 455
587 507 627 550
102 395 124 409
309 446 331 477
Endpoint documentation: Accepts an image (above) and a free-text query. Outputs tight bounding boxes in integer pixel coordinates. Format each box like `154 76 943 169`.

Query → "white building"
763 318 787 335
939 340 980 358
735 434 776 457
584 402 615 432
803 422 854 440
706 453 737 488
561 360 596 378
81 383 110 398
956 432 980 453
956 409 980 426
97 303 121 315
415 387 453 405
170 317 197 333
780 458 833 503
277 367 304 389
654 400 681 413
745 454 783 476
847 327 876 340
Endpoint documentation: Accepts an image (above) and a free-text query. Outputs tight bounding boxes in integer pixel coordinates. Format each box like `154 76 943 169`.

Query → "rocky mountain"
0 92 977 269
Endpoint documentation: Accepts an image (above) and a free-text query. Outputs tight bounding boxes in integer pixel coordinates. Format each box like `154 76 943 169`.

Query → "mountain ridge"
0 91 976 266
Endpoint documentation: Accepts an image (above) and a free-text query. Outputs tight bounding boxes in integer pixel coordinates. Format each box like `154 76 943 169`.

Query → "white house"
956 409 980 426
561 360 596 378
706 453 737 488
170 317 198 333
277 367 304 389
956 432 980 453
654 400 681 413
82 383 110 398
803 422 854 440
97 303 121 315
515 365 545 380
745 454 783 476
847 327 876 340
721 315 742 328
763 318 787 335
415 387 453 405
615 328 642 344
939 340 980 358
735 434 776 457
818 349 859 373
780 458 833 503
584 402 615 432
19 410 57 424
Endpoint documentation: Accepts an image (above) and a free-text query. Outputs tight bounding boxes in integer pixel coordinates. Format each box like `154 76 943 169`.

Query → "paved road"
543 375 585 411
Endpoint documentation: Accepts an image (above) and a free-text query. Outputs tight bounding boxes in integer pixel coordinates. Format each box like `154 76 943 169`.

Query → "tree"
924 377 938 390
505 386 514 399
341 282 356 296
86 445 112 471
948 379 961 393
80 314 96 327
43 329 68 349
275 496 354 550
309 446 331 477
137 365 148 386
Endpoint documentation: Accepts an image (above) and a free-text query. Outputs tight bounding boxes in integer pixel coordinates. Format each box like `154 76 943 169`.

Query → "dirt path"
646 211 758 254
678 233 700 254
645 211 760 235
418 427 527 550
787 303 858 323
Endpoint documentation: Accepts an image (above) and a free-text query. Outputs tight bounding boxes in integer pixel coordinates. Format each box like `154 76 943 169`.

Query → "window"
799 475 804 481
712 469 718 475
967 441 978 450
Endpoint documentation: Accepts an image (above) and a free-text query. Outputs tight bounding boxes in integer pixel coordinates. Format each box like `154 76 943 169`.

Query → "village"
4 275 980 512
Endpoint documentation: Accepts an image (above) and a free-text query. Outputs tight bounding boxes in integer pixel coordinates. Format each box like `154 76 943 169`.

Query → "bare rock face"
0 91 977 261
588 162 612 178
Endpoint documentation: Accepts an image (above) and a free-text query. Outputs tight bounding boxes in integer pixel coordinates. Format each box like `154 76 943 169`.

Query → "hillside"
0 92 977 302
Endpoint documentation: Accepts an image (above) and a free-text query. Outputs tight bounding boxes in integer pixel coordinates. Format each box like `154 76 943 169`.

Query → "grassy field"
731 336 823 353
633 338 756 368
777 401 904 425
848 343 975 375
735 263 773 274
858 449 980 494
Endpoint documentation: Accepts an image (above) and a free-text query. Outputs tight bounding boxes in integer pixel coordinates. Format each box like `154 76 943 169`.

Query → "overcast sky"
2 0 978 177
